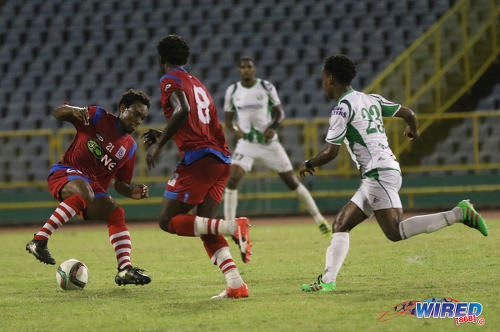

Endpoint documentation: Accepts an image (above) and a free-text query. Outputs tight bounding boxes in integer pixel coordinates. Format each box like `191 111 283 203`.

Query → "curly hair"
323 55 357 86
157 34 190 66
119 89 151 109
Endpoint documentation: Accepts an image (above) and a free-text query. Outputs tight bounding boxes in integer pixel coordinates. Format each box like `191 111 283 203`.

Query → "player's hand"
232 129 244 140
72 107 89 125
146 143 162 170
299 161 315 177
404 126 419 141
143 129 163 148
130 184 149 200
263 128 276 141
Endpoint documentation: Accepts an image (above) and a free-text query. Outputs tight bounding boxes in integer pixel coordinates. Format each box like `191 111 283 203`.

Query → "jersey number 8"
193 86 211 124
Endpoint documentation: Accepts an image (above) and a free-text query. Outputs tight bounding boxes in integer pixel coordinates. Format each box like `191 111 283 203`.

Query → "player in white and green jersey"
299 54 488 293
224 57 331 239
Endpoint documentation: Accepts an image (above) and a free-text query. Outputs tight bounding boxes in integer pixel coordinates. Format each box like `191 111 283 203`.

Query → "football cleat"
211 283 249 299
301 274 335 293
25 238 56 265
115 266 151 286
232 217 252 263
456 200 488 236
317 220 332 237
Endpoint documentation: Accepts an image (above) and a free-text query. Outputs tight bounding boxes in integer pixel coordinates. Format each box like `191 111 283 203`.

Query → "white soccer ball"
56 259 89 290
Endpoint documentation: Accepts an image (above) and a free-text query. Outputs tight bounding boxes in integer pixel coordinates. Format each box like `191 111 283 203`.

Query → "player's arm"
114 149 149 200
263 105 285 140
145 90 190 169
223 84 244 139
394 106 419 141
299 143 340 177
113 179 149 200
53 104 89 125
225 111 244 139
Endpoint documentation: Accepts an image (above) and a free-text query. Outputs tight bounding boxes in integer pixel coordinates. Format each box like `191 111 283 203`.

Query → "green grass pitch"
1 219 498 331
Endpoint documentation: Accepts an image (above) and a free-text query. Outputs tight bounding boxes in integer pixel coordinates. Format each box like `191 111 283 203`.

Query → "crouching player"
26 89 152 286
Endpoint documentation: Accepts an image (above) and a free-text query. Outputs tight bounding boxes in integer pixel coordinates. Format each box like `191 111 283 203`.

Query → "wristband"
305 160 313 169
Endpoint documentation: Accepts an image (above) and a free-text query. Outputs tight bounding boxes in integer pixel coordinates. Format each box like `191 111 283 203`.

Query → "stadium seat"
0 0 470 182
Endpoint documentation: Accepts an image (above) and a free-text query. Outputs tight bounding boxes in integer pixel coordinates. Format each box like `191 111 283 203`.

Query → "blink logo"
331 106 347 118
87 139 117 171
415 300 484 326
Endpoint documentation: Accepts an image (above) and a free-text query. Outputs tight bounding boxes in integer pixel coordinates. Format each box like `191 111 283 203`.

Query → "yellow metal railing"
364 0 500 154
1 111 499 204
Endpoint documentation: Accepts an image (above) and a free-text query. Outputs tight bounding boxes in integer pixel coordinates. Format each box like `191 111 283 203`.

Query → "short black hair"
157 34 190 66
238 56 255 66
323 55 357 86
119 89 151 109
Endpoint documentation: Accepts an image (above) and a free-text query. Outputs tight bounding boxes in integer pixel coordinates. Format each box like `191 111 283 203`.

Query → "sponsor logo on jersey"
115 146 126 160
164 84 172 91
96 133 104 142
331 106 347 118
87 139 117 171
237 103 262 110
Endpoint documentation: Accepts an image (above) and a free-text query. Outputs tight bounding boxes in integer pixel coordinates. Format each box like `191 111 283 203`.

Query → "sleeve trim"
128 141 137 160
159 74 183 86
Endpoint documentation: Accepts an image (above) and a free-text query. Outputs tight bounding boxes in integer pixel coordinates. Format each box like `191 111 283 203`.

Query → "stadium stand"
2 0 497 185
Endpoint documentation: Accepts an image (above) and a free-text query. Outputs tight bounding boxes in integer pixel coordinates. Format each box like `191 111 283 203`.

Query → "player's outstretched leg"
25 236 56 265
212 283 249 299
301 232 349 293
25 194 87 265
202 236 249 299
301 274 336 293
168 214 253 263
231 217 252 263
115 266 151 286
317 220 332 237
294 183 331 237
456 200 488 236
106 207 152 286
399 199 489 239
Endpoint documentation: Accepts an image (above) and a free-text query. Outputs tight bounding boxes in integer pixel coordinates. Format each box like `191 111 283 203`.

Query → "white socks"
194 216 236 236
295 183 325 223
399 207 463 239
322 232 350 284
224 188 238 222
213 247 243 289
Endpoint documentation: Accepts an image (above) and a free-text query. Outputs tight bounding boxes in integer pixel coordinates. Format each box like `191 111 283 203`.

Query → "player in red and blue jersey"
144 35 251 298
26 89 152 286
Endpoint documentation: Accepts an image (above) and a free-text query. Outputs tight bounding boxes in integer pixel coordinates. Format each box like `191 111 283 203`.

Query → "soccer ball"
56 259 89 290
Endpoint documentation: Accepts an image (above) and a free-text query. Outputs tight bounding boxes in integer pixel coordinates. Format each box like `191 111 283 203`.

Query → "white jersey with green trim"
223 78 281 143
325 89 402 176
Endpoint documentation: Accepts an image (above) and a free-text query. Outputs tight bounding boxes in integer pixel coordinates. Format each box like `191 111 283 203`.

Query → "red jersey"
56 106 137 190
160 68 231 165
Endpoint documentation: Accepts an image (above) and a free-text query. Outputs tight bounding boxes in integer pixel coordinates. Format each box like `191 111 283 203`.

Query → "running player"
223 57 331 237
144 34 250 299
299 55 488 292
26 89 152 286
